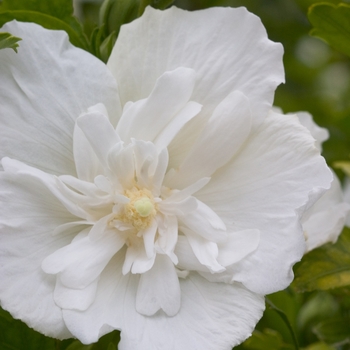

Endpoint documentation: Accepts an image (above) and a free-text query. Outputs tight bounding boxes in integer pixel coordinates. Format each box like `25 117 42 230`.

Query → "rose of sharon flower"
0 7 332 349
296 112 350 251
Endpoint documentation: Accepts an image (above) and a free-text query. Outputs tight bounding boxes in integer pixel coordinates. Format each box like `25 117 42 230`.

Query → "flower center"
120 187 157 230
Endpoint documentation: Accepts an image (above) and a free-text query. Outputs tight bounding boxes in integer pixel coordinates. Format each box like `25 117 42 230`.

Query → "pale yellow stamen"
117 187 157 230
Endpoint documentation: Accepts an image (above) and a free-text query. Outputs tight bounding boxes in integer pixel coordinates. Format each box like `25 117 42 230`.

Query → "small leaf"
0 31 21 52
293 228 350 292
308 3 350 57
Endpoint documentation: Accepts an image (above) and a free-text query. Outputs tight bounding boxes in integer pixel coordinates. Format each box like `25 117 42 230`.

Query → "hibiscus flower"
0 7 332 349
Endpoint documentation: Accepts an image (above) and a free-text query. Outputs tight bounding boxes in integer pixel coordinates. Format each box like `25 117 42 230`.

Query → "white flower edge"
293 111 350 252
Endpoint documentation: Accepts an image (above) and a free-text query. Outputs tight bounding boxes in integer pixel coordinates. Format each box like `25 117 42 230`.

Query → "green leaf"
265 298 300 350
308 3 350 57
303 342 336 350
243 329 294 350
0 306 57 350
333 160 350 177
0 0 74 19
293 228 350 292
313 317 350 344
0 11 89 50
0 31 21 52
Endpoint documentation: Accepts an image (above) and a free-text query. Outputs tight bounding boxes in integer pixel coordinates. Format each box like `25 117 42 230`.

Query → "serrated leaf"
313 317 350 344
0 31 21 52
308 3 350 57
293 228 350 292
0 11 88 50
0 306 57 350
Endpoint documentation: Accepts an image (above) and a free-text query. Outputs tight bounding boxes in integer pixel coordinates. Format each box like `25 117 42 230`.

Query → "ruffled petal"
42 228 125 289
136 254 181 316
0 21 120 176
62 252 265 348
295 111 329 152
167 90 252 189
0 170 76 339
179 199 227 243
302 172 350 251
77 109 121 168
116 67 196 143
197 110 333 294
109 6 283 129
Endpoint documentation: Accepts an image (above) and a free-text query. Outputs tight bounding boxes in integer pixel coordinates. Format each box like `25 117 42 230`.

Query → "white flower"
293 112 350 252
0 7 332 350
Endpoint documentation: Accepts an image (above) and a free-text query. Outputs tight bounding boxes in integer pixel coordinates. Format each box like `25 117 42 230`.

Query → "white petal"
156 214 178 261
197 110 333 294
123 242 156 275
2 158 88 219
217 229 260 267
107 142 135 189
182 227 225 273
165 177 210 202
109 7 283 129
77 110 121 168
136 254 181 316
54 277 98 311
167 90 252 189
175 235 211 273
302 172 350 251
153 101 202 151
179 199 227 242
0 171 75 339
63 252 264 349
152 148 169 196
141 220 158 258
120 275 265 350
116 67 196 142
0 21 120 175
42 229 124 289
295 111 329 152
159 196 198 216
73 122 104 182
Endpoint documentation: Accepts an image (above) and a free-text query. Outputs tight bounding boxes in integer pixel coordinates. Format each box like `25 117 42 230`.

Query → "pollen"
118 187 157 230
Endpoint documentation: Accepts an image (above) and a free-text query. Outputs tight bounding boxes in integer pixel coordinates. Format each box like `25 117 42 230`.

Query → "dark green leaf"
0 11 88 50
99 31 116 62
266 298 300 350
99 0 140 38
0 31 21 51
0 306 57 350
293 228 350 292
308 3 350 57
1 0 74 19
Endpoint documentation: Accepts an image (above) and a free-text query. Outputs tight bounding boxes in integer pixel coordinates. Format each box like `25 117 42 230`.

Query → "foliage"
0 31 21 51
1 0 350 349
